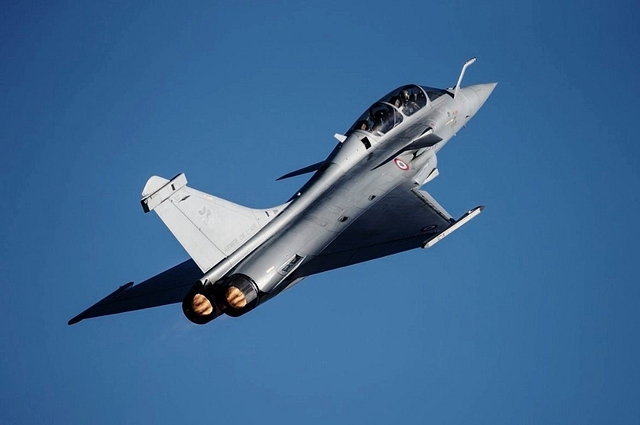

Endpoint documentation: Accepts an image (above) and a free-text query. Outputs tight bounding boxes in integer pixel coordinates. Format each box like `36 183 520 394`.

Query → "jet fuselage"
68 58 496 326
187 82 496 321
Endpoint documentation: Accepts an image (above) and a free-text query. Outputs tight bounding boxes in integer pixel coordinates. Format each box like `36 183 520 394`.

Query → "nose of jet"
471 82 497 109
460 83 497 119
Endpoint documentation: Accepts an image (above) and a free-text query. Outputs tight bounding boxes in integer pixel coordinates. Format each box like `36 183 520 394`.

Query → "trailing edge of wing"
68 259 202 325
277 160 326 181
289 184 481 278
291 184 453 277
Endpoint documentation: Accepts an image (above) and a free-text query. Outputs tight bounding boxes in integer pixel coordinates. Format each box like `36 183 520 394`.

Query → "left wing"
68 259 201 324
291 182 482 279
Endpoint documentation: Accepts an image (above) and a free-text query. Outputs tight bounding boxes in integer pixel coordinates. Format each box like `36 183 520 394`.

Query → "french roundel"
394 158 409 171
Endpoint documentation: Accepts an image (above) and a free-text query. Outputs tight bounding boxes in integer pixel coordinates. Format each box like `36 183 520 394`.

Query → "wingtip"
67 282 135 326
68 315 83 325
276 171 295 181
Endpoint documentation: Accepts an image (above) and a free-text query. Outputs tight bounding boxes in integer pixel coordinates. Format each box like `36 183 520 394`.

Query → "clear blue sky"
2 1 639 423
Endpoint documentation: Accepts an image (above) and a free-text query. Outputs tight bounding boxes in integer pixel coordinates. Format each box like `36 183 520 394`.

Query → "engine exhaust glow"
226 286 248 309
191 293 213 316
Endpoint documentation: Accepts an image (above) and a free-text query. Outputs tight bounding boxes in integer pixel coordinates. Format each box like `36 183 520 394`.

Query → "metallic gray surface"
69 58 496 324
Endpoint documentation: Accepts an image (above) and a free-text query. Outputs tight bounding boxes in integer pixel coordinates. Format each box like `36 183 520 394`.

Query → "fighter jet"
69 57 496 325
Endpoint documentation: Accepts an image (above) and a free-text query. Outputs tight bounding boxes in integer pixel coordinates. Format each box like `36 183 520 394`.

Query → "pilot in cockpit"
401 90 420 115
372 109 393 134
390 95 403 109
357 120 370 131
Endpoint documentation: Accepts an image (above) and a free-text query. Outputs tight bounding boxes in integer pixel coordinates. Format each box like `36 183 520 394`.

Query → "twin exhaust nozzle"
182 274 260 324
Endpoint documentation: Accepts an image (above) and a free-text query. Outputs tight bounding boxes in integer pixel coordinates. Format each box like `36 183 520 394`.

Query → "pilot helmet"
400 89 410 102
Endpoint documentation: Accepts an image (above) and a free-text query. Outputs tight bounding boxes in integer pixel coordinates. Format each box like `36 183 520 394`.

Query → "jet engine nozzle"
182 281 223 325
216 274 260 317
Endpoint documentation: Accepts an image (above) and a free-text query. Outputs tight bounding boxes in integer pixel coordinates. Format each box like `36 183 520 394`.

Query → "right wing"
290 181 482 279
68 259 201 325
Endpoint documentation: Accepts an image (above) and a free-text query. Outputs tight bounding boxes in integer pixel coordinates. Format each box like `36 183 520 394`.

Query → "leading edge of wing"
68 259 201 325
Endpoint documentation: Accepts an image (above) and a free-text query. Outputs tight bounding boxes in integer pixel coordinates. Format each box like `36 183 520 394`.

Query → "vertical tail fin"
141 174 287 272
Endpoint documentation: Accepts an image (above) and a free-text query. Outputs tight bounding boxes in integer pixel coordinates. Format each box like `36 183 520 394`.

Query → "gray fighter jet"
69 58 496 325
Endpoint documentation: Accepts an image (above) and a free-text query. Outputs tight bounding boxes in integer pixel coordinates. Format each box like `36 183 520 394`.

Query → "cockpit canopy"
351 103 403 136
348 84 450 136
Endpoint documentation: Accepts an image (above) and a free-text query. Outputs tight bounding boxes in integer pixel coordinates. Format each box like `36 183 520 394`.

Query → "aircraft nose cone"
471 82 497 108
461 83 496 118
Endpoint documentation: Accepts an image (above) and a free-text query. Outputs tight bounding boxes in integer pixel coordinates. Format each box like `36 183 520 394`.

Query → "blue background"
2 1 639 423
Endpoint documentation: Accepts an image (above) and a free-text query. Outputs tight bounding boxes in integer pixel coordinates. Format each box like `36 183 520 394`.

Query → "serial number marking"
223 222 259 252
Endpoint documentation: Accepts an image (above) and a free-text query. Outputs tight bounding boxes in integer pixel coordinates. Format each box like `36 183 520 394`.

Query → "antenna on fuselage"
453 57 477 99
